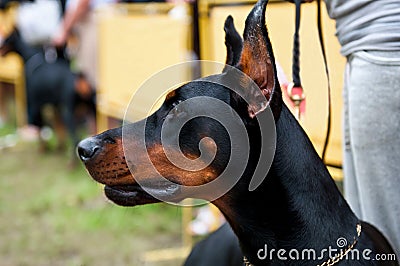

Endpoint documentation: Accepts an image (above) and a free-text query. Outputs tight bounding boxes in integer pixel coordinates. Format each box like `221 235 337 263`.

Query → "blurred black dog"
0 29 79 150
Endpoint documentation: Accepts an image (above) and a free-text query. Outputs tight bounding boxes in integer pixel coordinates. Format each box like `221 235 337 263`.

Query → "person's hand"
52 30 68 47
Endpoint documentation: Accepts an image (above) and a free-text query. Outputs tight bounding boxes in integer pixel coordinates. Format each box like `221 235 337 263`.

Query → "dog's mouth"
104 181 181 207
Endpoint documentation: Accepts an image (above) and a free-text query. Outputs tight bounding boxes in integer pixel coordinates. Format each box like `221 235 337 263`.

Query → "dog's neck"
213 104 358 265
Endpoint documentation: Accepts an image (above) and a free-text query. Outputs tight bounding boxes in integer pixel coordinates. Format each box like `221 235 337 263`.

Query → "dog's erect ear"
223 15 243 70
236 0 282 119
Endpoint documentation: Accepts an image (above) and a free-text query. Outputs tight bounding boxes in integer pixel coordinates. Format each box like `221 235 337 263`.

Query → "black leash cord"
316 0 332 163
291 0 332 162
292 0 302 88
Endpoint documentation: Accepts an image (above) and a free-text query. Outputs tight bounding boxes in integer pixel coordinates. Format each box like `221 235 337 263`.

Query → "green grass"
0 122 15 136
0 139 184 266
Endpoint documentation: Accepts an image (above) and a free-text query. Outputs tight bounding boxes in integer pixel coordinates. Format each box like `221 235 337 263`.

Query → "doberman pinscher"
77 0 398 264
0 29 78 150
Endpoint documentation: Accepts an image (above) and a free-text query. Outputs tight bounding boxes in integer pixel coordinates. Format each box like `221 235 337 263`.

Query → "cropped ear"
223 15 243 70
236 0 282 119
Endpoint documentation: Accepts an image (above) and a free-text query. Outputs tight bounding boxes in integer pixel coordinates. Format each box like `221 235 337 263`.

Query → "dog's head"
78 0 281 206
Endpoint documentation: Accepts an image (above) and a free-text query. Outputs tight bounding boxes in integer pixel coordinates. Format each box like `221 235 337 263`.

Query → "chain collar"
319 223 362 266
243 256 253 266
243 223 362 266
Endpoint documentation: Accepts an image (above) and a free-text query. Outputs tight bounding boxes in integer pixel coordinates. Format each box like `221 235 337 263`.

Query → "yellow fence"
96 3 192 130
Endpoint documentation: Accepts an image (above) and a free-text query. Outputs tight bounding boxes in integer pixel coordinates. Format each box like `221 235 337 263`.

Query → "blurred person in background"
53 0 117 91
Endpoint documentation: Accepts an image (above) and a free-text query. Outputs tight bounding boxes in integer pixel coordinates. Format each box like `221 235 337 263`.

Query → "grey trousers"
343 50 400 257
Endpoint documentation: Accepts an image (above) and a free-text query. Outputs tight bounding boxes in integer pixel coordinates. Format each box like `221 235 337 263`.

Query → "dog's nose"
77 137 101 162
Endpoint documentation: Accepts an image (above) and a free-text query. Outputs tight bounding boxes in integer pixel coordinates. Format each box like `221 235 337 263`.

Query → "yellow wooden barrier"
0 7 27 128
96 3 192 132
0 54 26 127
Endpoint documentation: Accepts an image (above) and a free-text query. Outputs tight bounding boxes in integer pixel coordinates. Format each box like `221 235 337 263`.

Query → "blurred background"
0 0 345 265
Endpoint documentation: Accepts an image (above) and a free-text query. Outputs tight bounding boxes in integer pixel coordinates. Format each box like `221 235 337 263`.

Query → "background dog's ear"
223 15 243 71
236 0 282 119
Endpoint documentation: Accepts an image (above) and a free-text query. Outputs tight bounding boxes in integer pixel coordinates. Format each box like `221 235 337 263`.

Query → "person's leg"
342 61 362 217
75 12 97 90
346 50 400 256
